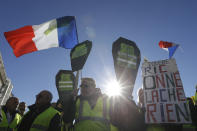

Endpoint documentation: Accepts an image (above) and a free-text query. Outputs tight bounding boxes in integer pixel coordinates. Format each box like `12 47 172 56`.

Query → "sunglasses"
80 84 89 88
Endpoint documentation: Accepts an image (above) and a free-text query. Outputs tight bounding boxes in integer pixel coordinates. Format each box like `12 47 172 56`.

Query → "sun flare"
105 80 121 97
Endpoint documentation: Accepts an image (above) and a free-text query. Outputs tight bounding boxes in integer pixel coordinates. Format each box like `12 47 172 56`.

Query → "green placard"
71 44 88 59
56 70 75 96
70 40 92 71
112 37 141 96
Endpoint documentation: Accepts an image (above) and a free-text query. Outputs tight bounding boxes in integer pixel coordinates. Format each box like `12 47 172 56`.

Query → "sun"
105 80 121 97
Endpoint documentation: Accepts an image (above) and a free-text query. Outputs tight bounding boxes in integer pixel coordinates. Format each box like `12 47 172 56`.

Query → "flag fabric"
159 41 179 59
4 16 78 57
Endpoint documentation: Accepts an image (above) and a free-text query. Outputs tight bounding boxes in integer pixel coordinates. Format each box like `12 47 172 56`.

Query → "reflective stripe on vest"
29 107 59 131
0 109 22 130
75 96 111 130
183 124 197 129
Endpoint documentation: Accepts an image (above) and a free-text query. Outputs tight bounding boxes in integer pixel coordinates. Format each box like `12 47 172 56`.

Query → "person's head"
18 102 26 115
35 90 52 108
5 97 19 113
138 88 144 106
80 78 96 97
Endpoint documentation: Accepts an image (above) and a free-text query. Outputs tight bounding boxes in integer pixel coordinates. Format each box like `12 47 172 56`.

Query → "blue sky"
0 0 197 105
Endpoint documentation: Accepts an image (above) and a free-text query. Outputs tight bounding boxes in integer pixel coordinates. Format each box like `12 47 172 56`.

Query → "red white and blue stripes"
4 16 78 57
159 41 179 59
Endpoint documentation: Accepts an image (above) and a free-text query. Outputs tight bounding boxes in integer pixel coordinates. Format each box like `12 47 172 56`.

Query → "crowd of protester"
0 78 196 131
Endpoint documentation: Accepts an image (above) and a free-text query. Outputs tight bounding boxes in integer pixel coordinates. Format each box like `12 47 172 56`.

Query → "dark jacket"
111 98 147 131
17 103 61 131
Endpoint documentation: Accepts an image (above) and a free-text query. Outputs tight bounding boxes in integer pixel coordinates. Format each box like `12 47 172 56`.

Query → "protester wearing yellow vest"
17 90 61 131
0 97 22 131
183 87 197 131
191 85 197 106
63 77 147 131
17 102 26 117
62 78 119 131
76 78 118 131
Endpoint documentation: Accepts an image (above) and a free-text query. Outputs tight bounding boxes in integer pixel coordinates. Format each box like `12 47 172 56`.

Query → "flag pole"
73 16 80 90
74 16 79 45
74 70 80 89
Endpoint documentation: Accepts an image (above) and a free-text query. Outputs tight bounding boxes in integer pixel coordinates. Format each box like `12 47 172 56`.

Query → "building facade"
0 52 13 105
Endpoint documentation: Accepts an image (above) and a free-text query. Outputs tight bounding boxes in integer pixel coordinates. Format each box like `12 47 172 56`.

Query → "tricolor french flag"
159 41 179 59
4 16 78 57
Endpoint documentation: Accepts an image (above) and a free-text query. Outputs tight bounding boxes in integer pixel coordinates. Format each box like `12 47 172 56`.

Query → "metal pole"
74 70 81 89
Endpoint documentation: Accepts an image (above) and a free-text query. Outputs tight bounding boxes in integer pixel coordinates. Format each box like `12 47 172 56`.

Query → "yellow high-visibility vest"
0 109 22 131
74 95 118 131
26 107 60 131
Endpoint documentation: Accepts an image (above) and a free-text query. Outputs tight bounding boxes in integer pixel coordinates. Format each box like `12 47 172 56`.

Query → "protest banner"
142 59 191 124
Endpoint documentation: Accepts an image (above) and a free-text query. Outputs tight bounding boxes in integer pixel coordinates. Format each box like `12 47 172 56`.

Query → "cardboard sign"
112 37 141 96
70 40 92 71
142 59 191 124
